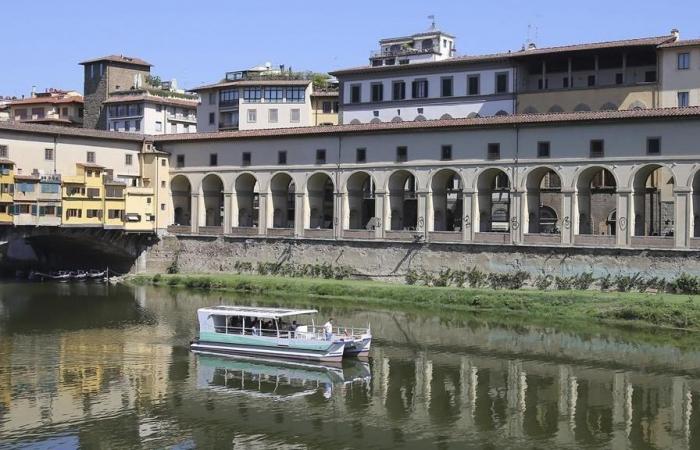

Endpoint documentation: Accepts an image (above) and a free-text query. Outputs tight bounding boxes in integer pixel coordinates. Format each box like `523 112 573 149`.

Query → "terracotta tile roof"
0 158 15 165
659 38 700 48
10 96 83 106
14 174 40 181
103 94 199 108
190 79 311 91
77 163 106 169
0 121 148 143
153 106 700 143
79 54 152 67
330 35 676 76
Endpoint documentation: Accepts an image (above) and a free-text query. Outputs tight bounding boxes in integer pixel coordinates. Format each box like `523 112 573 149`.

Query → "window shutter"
411 81 417 98
56 206 62 217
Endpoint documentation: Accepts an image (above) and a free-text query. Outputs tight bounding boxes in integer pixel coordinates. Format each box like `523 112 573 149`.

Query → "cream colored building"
658 38 700 107
9 89 83 127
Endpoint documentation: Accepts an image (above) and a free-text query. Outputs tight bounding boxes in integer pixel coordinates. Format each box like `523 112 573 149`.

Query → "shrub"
405 269 419 285
152 273 162 283
572 272 595 290
534 274 553 290
671 273 700 295
599 274 613 291
450 270 467 288
434 269 452 287
614 273 643 292
554 276 573 290
166 259 180 274
466 267 487 288
488 271 529 290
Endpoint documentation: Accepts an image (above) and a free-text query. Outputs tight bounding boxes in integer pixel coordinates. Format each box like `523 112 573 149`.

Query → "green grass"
130 273 700 333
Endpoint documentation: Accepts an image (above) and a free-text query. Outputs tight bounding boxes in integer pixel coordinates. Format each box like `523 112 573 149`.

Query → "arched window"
574 103 591 112
523 106 539 114
440 113 453 120
548 105 564 113
600 102 618 111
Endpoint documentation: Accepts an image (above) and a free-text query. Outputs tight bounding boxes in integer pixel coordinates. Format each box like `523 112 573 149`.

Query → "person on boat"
288 320 298 338
323 318 334 340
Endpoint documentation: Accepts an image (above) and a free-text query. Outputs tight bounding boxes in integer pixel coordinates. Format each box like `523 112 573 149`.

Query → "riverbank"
130 273 700 332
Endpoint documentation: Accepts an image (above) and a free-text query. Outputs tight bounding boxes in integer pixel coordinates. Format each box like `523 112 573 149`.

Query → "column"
621 53 627 84
223 192 232 234
506 360 526 438
567 57 573 88
594 55 599 86
374 190 386 239
541 61 547 90
616 189 632 247
416 191 428 241
334 191 344 239
674 187 692 248
510 190 523 244
462 190 475 242
294 193 304 238
560 189 575 245
257 192 268 236
671 377 692 448
612 372 633 449
190 193 199 233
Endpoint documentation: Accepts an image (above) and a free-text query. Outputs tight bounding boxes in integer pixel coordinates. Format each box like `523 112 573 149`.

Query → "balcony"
371 46 439 60
167 112 197 123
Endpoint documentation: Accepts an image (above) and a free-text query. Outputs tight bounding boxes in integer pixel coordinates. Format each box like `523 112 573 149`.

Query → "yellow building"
311 90 339 125
62 163 106 227
0 159 14 224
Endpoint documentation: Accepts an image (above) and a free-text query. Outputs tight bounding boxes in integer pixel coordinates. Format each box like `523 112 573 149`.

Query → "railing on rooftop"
370 46 439 59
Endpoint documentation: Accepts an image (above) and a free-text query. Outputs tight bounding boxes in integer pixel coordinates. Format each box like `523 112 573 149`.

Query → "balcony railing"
371 46 439 59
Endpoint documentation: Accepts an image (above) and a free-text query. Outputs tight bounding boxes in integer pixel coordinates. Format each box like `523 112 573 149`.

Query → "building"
8 89 83 127
104 90 198 135
369 28 456 67
192 65 316 132
311 88 340 126
331 28 700 124
0 159 14 224
80 55 152 130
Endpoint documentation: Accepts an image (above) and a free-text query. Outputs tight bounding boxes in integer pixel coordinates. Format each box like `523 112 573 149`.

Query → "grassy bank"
130 273 700 332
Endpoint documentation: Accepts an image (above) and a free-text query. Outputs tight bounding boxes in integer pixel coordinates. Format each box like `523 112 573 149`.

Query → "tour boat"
190 306 371 363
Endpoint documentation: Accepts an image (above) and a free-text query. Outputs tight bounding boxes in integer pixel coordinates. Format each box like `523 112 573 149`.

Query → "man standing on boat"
323 318 334 340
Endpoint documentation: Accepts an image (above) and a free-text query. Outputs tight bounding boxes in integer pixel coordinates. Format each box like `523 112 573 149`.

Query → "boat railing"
213 323 369 340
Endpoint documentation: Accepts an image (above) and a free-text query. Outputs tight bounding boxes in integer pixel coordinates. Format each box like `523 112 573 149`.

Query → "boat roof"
198 305 318 319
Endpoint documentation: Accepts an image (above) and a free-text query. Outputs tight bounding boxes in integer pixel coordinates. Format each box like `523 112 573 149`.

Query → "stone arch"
574 103 591 112
574 166 618 235
414 115 427 121
525 166 562 234
269 172 296 229
305 172 334 229
344 171 377 230
548 105 564 113
440 113 453 120
170 174 192 226
349 119 361 125
430 169 463 231
628 100 647 110
523 106 539 114
630 164 676 237
495 110 510 116
391 116 403 123
199 173 224 227
600 102 618 111
387 170 418 231
475 168 511 232
233 172 259 228
369 118 382 124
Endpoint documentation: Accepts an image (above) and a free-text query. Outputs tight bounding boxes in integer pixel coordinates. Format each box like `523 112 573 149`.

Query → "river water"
0 282 699 449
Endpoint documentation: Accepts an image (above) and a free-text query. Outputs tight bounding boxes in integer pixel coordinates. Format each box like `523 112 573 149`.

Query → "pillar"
594 55 599 85
674 187 691 248
223 192 232 234
416 191 428 241
621 53 627 84
462 190 475 241
334 191 343 239
510 190 523 244
294 193 305 238
190 193 199 233
616 189 632 247
561 189 575 245
257 192 268 235
567 57 573 88
374 190 386 239
541 60 547 90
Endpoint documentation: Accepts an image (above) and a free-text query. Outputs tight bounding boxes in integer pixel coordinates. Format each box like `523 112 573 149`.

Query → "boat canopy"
198 306 318 320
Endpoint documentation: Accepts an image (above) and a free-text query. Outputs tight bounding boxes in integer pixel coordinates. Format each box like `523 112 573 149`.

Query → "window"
156 104 162 112
392 81 406 100
467 75 480 95
678 91 690 107
268 108 278 123
105 186 124 197
208 92 216 104
356 148 366 163
40 183 59 193
371 83 384 102
396 146 407 162
67 209 82 218
590 140 604 158
534 141 550 158
644 71 656 83
108 209 123 220
40 206 56 216
487 143 500 160
647 137 661 155
155 121 162 132
411 79 428 98
209 153 218 166
678 52 690 70
31 108 44 119
243 87 262 102
615 73 624 85
563 77 570 88
263 87 284 102
537 78 549 89
441 77 453 97
315 149 326 164
285 87 305 103
495 72 509 93
219 89 239 106
135 119 141 131
441 145 452 160
176 155 185 168
124 121 130 132
61 107 68 116
125 154 133 166
322 101 332 113
247 109 257 123
86 151 95 164
290 108 300 123
86 209 102 219
333 101 339 113
87 188 100 198
161 158 166 166
587 75 596 87
0 145 6 158
44 148 53 161
161 180 166 188
208 112 215 125
278 150 287 165
161 203 166 211
242 152 251 166
15 109 27 120
350 85 361 103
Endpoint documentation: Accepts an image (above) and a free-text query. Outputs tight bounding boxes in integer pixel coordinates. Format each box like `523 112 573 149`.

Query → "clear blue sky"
2 0 699 97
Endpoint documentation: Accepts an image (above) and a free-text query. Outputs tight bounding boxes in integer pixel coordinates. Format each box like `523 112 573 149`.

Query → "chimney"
671 28 680 41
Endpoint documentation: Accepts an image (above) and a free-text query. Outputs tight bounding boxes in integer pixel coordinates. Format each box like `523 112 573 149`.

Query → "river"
0 282 698 449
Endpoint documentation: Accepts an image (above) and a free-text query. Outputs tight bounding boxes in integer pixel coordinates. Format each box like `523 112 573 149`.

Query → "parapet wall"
143 235 700 280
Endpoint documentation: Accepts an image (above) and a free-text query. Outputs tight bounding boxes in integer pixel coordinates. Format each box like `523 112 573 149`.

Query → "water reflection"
0 283 698 449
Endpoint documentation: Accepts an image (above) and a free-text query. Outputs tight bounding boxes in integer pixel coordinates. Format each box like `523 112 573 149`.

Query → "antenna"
428 15 436 30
